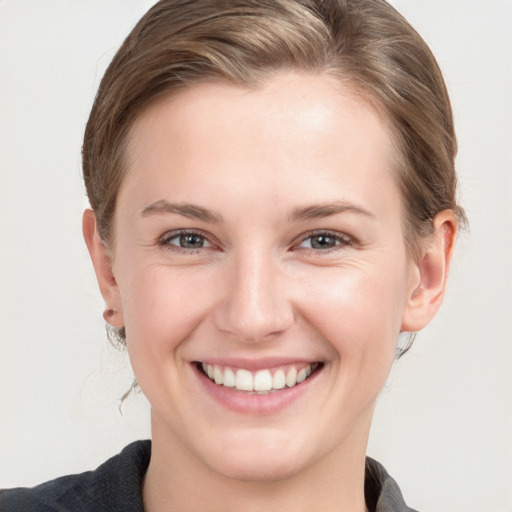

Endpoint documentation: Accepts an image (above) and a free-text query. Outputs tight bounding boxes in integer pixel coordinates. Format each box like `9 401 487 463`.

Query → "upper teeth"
201 363 315 392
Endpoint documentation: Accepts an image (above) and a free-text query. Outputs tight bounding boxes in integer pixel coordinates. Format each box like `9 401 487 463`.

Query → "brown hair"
82 0 466 255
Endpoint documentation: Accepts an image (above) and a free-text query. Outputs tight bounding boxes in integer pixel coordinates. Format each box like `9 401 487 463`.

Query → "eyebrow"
141 199 373 224
289 202 374 222
141 200 223 223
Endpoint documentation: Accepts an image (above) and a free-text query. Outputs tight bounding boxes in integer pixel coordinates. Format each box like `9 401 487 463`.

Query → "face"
102 73 422 481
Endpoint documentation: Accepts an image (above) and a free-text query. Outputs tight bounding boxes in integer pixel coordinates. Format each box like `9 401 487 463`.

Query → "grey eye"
308 235 338 249
164 232 212 249
177 233 207 248
298 232 352 251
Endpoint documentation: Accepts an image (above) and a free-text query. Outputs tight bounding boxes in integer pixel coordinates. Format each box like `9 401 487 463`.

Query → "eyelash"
294 230 354 254
158 229 354 255
158 229 214 254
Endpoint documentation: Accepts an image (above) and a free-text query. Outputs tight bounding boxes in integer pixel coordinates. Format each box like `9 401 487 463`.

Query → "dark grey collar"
365 456 419 512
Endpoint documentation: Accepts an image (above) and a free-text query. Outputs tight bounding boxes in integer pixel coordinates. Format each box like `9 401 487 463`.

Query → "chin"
209 453 305 483
197 431 318 483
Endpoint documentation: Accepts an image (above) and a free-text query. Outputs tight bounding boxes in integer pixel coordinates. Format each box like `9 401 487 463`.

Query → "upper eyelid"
160 228 209 240
158 229 215 247
296 229 353 243
292 231 357 254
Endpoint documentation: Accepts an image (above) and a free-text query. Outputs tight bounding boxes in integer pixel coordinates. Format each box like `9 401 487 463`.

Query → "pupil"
180 234 203 248
311 235 335 249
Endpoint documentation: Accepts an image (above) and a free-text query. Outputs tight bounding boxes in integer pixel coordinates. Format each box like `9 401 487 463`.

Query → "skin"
84 72 456 512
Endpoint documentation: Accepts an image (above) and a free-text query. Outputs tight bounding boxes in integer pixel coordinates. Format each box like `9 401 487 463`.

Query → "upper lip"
194 357 322 371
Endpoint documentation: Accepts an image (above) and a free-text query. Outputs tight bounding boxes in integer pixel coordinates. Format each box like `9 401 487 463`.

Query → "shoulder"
365 457 419 512
0 440 151 512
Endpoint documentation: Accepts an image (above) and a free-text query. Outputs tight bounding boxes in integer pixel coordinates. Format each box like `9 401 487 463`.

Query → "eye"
160 230 212 250
297 231 353 251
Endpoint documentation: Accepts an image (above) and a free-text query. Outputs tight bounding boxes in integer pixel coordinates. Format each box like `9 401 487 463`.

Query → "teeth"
253 370 272 391
296 368 307 383
223 367 236 387
201 363 316 392
235 369 253 391
285 367 297 387
272 369 286 389
213 365 223 385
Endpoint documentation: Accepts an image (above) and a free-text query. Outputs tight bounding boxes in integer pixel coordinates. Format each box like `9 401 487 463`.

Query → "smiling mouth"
197 362 322 394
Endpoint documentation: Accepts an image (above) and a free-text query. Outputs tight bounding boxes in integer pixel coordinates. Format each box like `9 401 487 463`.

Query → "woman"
1 0 465 510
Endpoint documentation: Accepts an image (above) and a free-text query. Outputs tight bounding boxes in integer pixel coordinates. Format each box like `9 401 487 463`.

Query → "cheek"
115 265 219 409
297 263 408 368
117 264 219 354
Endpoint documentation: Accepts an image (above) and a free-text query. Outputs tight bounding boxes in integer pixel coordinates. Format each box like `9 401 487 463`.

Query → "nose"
213 251 295 343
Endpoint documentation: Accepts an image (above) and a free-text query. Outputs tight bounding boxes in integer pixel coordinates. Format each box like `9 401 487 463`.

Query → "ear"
401 210 458 332
82 209 124 328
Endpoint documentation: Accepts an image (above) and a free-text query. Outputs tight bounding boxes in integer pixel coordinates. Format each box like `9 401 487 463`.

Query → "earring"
395 331 416 359
103 308 126 349
106 324 126 349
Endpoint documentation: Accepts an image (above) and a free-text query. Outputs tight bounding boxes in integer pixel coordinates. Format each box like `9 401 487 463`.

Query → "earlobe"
401 210 457 332
82 209 124 327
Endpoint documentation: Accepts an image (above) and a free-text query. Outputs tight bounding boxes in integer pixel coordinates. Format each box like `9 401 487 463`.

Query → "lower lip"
192 363 322 415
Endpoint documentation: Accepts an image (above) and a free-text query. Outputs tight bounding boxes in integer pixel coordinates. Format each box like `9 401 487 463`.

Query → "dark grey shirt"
0 441 418 511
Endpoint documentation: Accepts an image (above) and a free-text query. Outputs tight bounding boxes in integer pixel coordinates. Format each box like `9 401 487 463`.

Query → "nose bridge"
214 246 294 342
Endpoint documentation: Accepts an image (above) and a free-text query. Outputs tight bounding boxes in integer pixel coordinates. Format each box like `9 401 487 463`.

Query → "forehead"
129 72 391 136
120 72 399 218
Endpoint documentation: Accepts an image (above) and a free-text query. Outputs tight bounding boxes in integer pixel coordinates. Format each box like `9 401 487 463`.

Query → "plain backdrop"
1 1 511 511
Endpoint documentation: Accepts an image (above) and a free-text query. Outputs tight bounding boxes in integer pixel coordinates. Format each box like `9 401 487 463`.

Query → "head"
82 0 464 485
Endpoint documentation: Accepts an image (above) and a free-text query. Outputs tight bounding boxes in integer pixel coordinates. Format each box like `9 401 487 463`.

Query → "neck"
143 413 371 512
